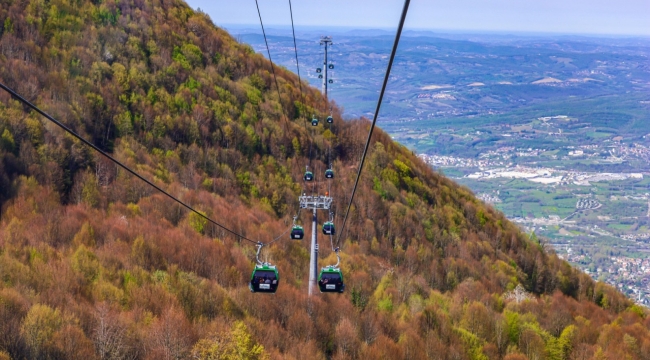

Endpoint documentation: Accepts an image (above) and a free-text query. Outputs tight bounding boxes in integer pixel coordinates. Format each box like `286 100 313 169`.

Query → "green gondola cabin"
249 264 279 293
322 221 335 235
291 225 304 239
311 117 319 126
304 171 314 181
318 266 345 293
325 169 334 179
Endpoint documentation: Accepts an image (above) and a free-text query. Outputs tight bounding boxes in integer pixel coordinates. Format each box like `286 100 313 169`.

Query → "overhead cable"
0 82 261 245
254 0 285 113
288 0 313 164
335 0 411 246
288 0 307 117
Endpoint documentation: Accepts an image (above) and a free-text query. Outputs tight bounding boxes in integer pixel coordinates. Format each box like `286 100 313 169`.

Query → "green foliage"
292 137 301 155
189 211 208 235
1 128 15 152
82 173 101 208
192 338 221 359
193 322 268 360
393 159 412 178
558 325 576 358
454 327 489 360
626 304 646 319
93 4 120 25
3 17 13 33
72 245 101 284
73 222 96 248
173 43 203 70
24 117 43 146
127 203 141 217
21 304 62 358
381 167 400 187
378 296 394 312
504 310 521 343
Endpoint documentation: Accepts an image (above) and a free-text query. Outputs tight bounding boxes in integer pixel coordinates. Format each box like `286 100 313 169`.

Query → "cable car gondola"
328 79 333 84
316 68 322 73
318 266 345 293
326 116 333 124
304 171 314 181
311 117 319 126
328 64 334 69
325 169 334 179
249 244 280 293
322 221 335 235
291 225 304 239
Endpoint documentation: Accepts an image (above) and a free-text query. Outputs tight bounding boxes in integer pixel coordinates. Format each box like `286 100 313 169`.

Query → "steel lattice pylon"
300 195 332 296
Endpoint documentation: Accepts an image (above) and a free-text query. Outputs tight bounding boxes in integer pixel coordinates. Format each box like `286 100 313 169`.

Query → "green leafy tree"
72 245 102 284
193 322 267 360
21 304 62 359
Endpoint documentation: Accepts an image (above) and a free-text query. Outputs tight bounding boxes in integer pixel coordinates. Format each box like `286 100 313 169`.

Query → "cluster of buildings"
477 193 502 203
576 198 601 210
620 233 650 241
560 252 650 305
416 92 456 100
417 154 507 168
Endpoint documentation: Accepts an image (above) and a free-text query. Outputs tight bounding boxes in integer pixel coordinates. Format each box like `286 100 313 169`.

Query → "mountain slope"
0 0 649 359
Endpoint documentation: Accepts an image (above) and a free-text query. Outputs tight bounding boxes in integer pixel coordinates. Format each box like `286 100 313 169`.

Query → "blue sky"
186 0 650 36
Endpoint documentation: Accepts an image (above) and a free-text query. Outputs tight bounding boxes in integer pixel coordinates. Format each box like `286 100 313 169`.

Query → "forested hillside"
1 0 649 359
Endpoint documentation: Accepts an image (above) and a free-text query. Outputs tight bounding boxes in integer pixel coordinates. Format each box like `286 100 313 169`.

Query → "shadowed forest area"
0 0 649 359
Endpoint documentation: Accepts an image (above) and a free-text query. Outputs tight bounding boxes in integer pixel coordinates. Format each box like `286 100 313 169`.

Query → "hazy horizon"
217 23 650 40
188 0 650 37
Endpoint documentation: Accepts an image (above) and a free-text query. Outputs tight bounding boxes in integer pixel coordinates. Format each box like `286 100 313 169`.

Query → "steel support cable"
288 0 309 131
266 214 295 246
0 82 264 245
287 0 317 194
254 0 285 118
335 0 410 247
255 0 308 235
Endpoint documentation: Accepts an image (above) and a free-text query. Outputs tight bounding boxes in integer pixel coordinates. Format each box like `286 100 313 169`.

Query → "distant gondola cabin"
304 171 314 181
249 264 279 293
291 225 304 240
322 221 335 235
311 117 319 126
326 116 333 123
325 169 334 179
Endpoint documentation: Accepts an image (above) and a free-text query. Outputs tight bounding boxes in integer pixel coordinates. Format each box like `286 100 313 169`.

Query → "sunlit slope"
0 0 649 359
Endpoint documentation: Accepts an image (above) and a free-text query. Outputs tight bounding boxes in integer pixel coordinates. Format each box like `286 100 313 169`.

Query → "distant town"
418 146 650 306
559 252 650 306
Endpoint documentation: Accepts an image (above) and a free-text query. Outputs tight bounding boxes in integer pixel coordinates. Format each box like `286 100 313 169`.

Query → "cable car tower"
299 194 333 296
319 36 333 98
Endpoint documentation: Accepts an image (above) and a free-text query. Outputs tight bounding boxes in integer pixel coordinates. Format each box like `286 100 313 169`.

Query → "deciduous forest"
0 0 649 359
